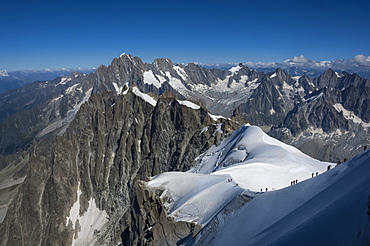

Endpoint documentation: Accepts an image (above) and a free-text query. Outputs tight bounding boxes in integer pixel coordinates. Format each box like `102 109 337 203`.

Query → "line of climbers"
290 179 298 186
226 178 238 186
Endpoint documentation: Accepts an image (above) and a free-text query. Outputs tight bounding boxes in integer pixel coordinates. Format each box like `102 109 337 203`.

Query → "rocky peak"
273 68 295 86
145 58 181 83
183 63 218 86
229 64 251 81
299 74 315 93
315 68 338 89
336 73 370 89
235 79 287 128
92 55 146 94
340 86 370 122
283 88 348 135
152 58 174 71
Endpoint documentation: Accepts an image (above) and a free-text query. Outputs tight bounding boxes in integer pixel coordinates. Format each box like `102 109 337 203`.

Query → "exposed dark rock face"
235 78 287 127
0 72 89 155
314 68 339 89
120 181 202 246
183 63 218 87
234 68 303 129
336 72 370 89
280 89 348 136
269 87 370 162
0 89 239 245
0 151 28 223
341 86 370 122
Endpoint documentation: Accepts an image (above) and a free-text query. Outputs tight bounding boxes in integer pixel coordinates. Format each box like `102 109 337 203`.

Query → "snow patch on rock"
132 87 157 106
177 100 200 109
66 182 109 246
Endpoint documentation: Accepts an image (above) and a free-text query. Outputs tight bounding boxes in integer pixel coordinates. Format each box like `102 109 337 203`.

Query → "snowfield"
146 124 332 224
146 124 370 245
190 124 332 191
196 149 370 246
147 172 244 225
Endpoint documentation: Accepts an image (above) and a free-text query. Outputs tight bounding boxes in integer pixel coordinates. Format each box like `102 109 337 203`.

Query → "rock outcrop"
120 181 202 245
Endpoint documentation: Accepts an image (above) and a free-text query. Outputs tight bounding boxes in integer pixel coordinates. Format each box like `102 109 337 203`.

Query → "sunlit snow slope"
197 149 370 246
191 124 332 191
147 124 370 245
147 124 332 226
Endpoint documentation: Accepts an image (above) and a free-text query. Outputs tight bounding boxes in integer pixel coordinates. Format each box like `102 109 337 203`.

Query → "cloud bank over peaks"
200 54 370 79
285 55 312 63
350 54 370 66
252 54 370 71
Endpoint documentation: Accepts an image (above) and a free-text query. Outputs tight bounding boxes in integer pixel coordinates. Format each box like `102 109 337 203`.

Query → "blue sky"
1 0 369 70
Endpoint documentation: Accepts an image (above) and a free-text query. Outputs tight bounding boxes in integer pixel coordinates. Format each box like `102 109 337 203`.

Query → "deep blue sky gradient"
1 0 369 70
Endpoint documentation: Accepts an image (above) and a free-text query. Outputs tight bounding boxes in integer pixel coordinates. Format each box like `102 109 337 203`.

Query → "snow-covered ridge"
229 65 242 74
146 124 370 245
147 124 332 226
191 124 331 190
208 113 226 121
270 72 277 78
132 87 157 106
143 70 163 88
196 150 370 245
147 172 245 225
65 83 79 94
176 100 200 109
56 77 72 86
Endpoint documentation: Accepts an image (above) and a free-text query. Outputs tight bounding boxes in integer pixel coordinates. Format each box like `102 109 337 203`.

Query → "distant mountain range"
1 55 369 94
0 53 369 162
199 54 370 79
0 68 95 93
